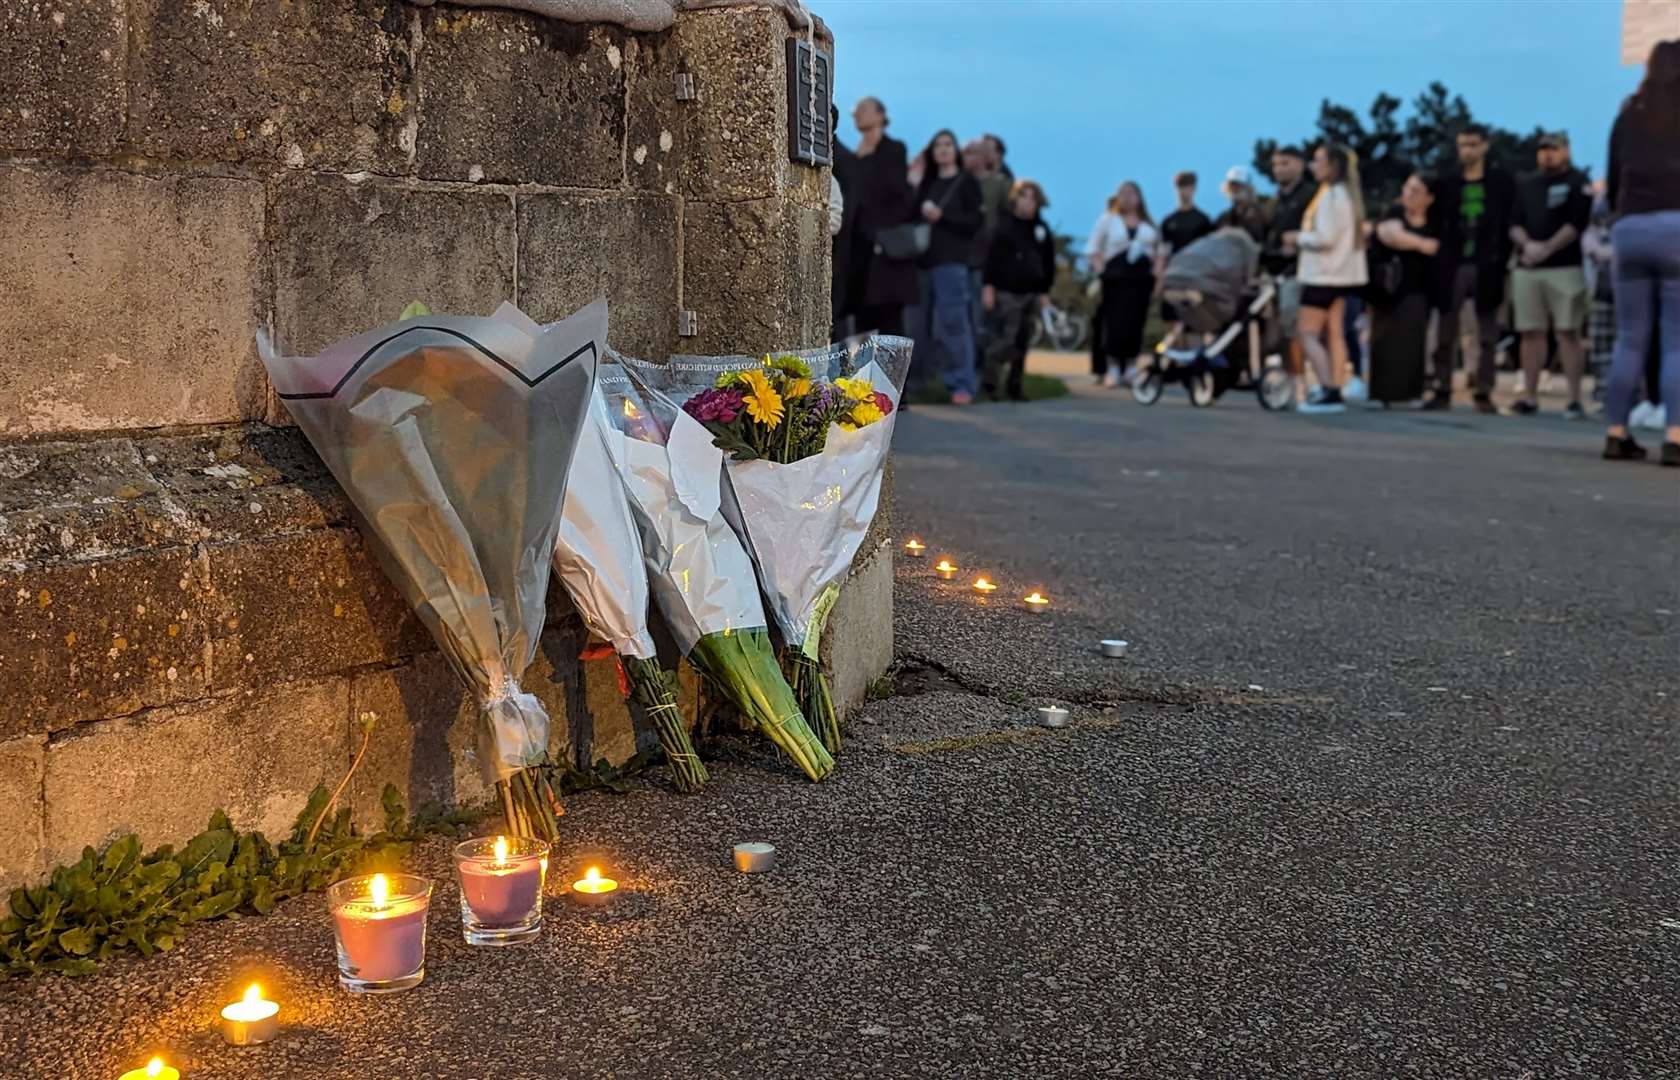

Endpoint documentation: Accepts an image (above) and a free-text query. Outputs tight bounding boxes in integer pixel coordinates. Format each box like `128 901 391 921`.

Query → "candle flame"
1025 592 1048 603
935 559 957 572
369 873 389 909
584 866 601 884
972 577 997 591
146 1060 164 1079
243 983 262 1004
494 836 509 865
905 539 924 549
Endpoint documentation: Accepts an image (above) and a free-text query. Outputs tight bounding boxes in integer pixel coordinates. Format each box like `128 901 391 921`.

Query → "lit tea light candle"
1023 591 1050 611
934 559 958 580
971 577 998 594
1036 705 1070 728
903 538 926 558
220 982 280 1046
454 835 548 946
570 866 619 907
118 1058 179 1080
326 872 433 993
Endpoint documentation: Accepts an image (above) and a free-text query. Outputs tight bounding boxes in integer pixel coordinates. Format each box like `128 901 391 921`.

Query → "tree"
1252 82 1556 209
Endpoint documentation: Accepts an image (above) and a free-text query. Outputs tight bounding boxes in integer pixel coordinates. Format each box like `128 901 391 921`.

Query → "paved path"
5 385 1676 1078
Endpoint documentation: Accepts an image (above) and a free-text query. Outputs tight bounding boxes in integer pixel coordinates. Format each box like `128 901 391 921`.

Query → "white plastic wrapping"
258 301 603 785
596 355 768 653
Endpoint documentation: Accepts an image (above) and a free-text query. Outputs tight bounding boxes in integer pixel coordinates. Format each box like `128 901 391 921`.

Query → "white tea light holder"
733 842 776 874
1036 706 1069 728
1100 639 1129 658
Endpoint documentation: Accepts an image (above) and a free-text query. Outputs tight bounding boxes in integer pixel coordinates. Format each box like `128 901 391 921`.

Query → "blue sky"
823 0 1647 239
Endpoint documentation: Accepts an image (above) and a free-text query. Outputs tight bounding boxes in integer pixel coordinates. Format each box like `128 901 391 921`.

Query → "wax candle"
732 842 776 873
1023 591 1050 611
453 835 548 946
327 872 432 993
1036 705 1069 728
220 982 280 1046
1100 638 1129 658
570 866 618 907
903 539 926 558
971 577 998 594
118 1058 179 1080
934 559 958 580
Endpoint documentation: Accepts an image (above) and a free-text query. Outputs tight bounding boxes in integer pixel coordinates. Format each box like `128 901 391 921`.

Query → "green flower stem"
622 656 708 793
496 766 560 842
689 628 834 781
788 652 841 755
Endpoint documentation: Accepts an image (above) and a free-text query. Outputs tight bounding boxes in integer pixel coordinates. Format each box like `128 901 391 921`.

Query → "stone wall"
0 0 890 900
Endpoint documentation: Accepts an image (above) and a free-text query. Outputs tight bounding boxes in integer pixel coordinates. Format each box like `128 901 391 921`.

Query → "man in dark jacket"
980 180 1055 401
1429 124 1517 411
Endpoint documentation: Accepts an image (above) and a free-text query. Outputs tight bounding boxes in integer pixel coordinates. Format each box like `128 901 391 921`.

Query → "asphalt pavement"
5 374 1676 1079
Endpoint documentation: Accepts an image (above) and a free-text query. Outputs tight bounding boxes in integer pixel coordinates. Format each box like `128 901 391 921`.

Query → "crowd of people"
828 39 1679 466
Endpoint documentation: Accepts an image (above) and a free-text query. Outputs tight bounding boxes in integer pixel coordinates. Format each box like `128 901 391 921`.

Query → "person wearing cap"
1215 164 1270 245
1508 130 1593 418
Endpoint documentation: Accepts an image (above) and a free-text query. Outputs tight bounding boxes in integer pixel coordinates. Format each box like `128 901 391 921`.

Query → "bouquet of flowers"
598 354 834 782
257 300 603 841
553 379 707 793
645 337 912 753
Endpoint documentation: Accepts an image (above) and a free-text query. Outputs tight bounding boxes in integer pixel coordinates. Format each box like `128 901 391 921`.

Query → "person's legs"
1007 295 1036 399
968 266 988 368
1342 294 1365 384
1297 303 1333 387
931 263 978 401
1091 282 1111 378
1431 265 1470 398
980 292 1026 400
1518 331 1548 406
1604 219 1658 435
1324 296 1349 387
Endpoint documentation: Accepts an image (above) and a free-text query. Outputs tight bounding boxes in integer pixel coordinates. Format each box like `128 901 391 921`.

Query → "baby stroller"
1133 228 1295 410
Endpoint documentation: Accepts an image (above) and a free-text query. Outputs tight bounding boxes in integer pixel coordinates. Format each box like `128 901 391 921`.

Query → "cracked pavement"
5 387 1677 1078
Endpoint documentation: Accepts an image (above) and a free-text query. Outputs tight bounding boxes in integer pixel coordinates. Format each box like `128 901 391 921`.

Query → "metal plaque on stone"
785 38 833 167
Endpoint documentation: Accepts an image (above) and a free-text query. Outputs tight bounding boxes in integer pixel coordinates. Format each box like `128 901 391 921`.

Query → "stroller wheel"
1132 371 1164 406
1186 370 1216 408
1258 367 1295 411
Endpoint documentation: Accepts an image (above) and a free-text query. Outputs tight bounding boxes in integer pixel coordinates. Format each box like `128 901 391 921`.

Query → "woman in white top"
1086 181 1159 387
1286 143 1369 413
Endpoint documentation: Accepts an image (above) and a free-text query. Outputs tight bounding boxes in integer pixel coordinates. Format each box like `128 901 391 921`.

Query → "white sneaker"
1102 365 1120 388
1343 376 1368 403
1632 401 1666 431
1298 386 1347 414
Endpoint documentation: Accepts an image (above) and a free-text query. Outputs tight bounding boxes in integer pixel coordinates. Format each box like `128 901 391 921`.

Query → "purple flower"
684 387 745 425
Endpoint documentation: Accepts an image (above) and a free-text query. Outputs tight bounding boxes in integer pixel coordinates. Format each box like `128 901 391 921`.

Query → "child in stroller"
1134 226 1296 410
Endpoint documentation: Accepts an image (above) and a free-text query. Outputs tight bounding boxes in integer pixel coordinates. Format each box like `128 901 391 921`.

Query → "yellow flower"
835 377 875 403
740 368 784 429
784 377 813 399
838 421 858 432
850 401 884 427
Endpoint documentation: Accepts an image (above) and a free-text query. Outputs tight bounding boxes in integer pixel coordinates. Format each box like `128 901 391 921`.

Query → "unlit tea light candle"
934 559 958 580
220 983 280 1046
118 1059 179 1080
903 538 926 558
570 866 619 907
733 842 776 873
1037 705 1069 728
327 872 432 993
1100 639 1129 658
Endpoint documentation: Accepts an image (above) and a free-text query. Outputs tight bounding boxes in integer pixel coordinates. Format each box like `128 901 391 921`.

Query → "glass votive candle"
326 872 432 994
453 835 549 946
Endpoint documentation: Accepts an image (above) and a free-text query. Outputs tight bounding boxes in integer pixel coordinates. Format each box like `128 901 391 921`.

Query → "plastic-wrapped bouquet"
258 301 603 840
599 355 833 782
642 337 912 753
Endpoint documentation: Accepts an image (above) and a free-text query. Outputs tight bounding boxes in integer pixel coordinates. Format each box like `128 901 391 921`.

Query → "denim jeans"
1605 210 1680 427
911 263 978 397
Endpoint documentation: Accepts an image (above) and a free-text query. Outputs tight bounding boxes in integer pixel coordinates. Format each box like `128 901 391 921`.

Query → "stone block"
0 166 268 436
0 736 46 903
269 175 516 357
821 543 893 718
204 527 431 693
624 31 684 193
137 425 354 544
0 0 127 156
0 550 212 740
126 0 415 172
41 678 352 869
517 193 678 360
684 196 826 354
415 10 625 187
348 628 583 829
672 8 784 201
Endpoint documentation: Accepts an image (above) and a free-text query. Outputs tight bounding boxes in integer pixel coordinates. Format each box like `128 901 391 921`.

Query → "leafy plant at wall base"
0 785 476 980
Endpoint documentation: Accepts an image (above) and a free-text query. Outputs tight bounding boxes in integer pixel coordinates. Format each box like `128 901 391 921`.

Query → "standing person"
984 133 1014 182
1263 146 1316 375
1601 40 1680 465
981 180 1056 402
1582 185 1616 400
1156 171 1213 321
1215 165 1270 244
1508 132 1593 417
830 105 859 343
1367 172 1441 406
1086 181 1159 387
1430 124 1516 412
1286 143 1368 414
966 137 1013 371
846 97 917 342
911 129 984 404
